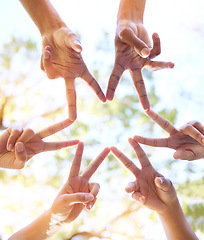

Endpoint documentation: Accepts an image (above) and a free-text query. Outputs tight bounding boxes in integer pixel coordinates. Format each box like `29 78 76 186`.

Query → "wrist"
117 0 145 23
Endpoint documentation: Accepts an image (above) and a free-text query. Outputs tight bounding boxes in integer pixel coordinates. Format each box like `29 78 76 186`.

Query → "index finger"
37 119 74 139
69 142 84 179
65 78 77 121
81 68 106 103
145 109 177 135
111 146 140 176
130 69 150 110
128 138 151 168
82 147 110 180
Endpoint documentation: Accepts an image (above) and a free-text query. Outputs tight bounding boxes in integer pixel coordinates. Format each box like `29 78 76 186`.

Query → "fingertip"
140 48 151 58
16 142 25 153
168 62 175 68
152 32 159 39
72 41 82 53
155 177 163 187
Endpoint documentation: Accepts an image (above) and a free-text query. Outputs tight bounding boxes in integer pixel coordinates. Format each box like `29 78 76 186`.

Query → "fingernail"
8 144 13 151
126 182 135 190
141 48 150 57
157 177 163 185
88 202 93 209
202 138 204 144
44 52 49 60
84 194 93 201
17 144 24 153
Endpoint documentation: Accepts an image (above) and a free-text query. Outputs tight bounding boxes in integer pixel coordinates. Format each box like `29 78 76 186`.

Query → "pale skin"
111 139 198 240
19 0 106 121
106 0 174 110
133 109 204 160
0 119 79 169
9 142 110 240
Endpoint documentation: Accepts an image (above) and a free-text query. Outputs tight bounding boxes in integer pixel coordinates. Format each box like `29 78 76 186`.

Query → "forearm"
158 200 198 240
19 0 66 35
9 209 63 240
117 0 146 22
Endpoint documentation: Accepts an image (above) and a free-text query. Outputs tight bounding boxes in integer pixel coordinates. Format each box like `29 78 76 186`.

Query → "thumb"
67 193 94 205
155 177 173 192
154 177 177 204
173 149 196 161
65 34 82 53
119 27 150 58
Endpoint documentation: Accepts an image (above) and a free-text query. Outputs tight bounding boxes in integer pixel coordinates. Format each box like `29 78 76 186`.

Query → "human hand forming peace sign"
133 109 204 161
41 27 106 121
111 139 177 213
50 142 110 224
106 32 174 110
0 119 79 169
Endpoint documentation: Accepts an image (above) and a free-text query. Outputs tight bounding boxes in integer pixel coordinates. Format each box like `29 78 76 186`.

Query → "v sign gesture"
106 33 174 110
133 109 204 161
0 119 79 169
111 139 198 240
9 142 110 240
41 28 106 121
51 142 110 224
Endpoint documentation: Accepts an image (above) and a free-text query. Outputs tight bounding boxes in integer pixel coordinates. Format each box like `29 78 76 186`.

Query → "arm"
9 142 110 239
19 0 66 36
19 0 106 121
111 139 198 240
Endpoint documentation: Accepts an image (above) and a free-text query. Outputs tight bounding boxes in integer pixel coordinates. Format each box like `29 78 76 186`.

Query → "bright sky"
0 0 204 239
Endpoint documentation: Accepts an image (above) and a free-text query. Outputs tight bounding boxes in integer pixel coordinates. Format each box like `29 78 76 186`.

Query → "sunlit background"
0 0 204 239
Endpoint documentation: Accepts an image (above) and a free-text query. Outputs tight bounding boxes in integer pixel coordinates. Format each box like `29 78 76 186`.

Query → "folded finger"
82 147 110 179
148 33 161 59
7 126 23 151
125 180 139 193
41 48 59 79
14 142 27 169
132 191 146 205
16 128 35 143
86 182 100 210
37 119 74 139
179 123 204 145
43 139 79 152
130 69 150 110
81 69 106 102
106 63 124 101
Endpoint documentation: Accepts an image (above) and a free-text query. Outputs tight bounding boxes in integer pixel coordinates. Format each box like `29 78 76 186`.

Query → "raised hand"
0 119 79 169
111 139 177 213
41 27 106 120
106 31 174 110
134 109 204 160
111 139 198 240
50 142 110 224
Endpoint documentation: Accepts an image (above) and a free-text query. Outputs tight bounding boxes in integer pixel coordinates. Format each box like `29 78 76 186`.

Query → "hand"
0 119 79 169
106 28 174 110
40 27 106 120
111 138 177 214
133 109 204 160
50 142 110 224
